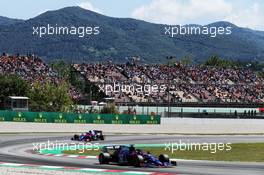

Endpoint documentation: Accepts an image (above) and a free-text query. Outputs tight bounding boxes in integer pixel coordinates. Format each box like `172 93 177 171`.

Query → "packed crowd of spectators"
1 53 263 104
0 54 59 84
73 62 264 104
73 62 127 83
0 54 81 100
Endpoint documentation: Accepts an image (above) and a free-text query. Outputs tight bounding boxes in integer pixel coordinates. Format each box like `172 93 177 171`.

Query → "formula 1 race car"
71 130 105 142
98 145 177 167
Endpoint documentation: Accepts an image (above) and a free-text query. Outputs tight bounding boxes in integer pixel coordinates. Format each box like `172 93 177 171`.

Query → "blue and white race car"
98 145 177 167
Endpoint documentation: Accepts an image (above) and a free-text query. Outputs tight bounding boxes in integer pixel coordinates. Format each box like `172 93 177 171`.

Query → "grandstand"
0 54 81 100
72 62 264 105
1 54 264 108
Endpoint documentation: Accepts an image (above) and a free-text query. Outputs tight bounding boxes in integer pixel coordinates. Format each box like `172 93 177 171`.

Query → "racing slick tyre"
72 134 79 140
133 155 144 167
159 154 170 163
171 160 177 166
99 153 110 164
99 135 105 140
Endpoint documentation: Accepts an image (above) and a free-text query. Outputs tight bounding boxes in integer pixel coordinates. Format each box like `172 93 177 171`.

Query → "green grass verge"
62 143 264 162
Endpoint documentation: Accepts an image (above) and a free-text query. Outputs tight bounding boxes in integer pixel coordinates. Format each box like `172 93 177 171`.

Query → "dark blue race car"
98 145 177 167
71 130 104 142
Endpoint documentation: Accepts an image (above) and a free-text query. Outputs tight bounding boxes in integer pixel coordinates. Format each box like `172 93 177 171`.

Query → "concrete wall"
1 118 264 134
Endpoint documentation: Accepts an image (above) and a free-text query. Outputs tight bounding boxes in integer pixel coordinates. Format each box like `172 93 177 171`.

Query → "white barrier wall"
1 118 264 134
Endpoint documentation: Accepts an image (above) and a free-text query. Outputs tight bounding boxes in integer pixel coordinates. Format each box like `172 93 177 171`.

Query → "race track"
0 134 263 175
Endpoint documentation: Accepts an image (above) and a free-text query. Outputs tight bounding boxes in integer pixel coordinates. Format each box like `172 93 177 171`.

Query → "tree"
0 75 30 107
51 60 85 93
100 103 119 114
69 66 85 92
204 55 236 68
51 60 106 103
51 60 71 78
257 71 264 78
29 81 73 112
180 55 193 66
204 55 222 67
166 56 177 66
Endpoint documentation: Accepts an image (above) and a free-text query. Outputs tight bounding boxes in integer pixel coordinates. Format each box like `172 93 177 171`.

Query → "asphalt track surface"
0 134 263 175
